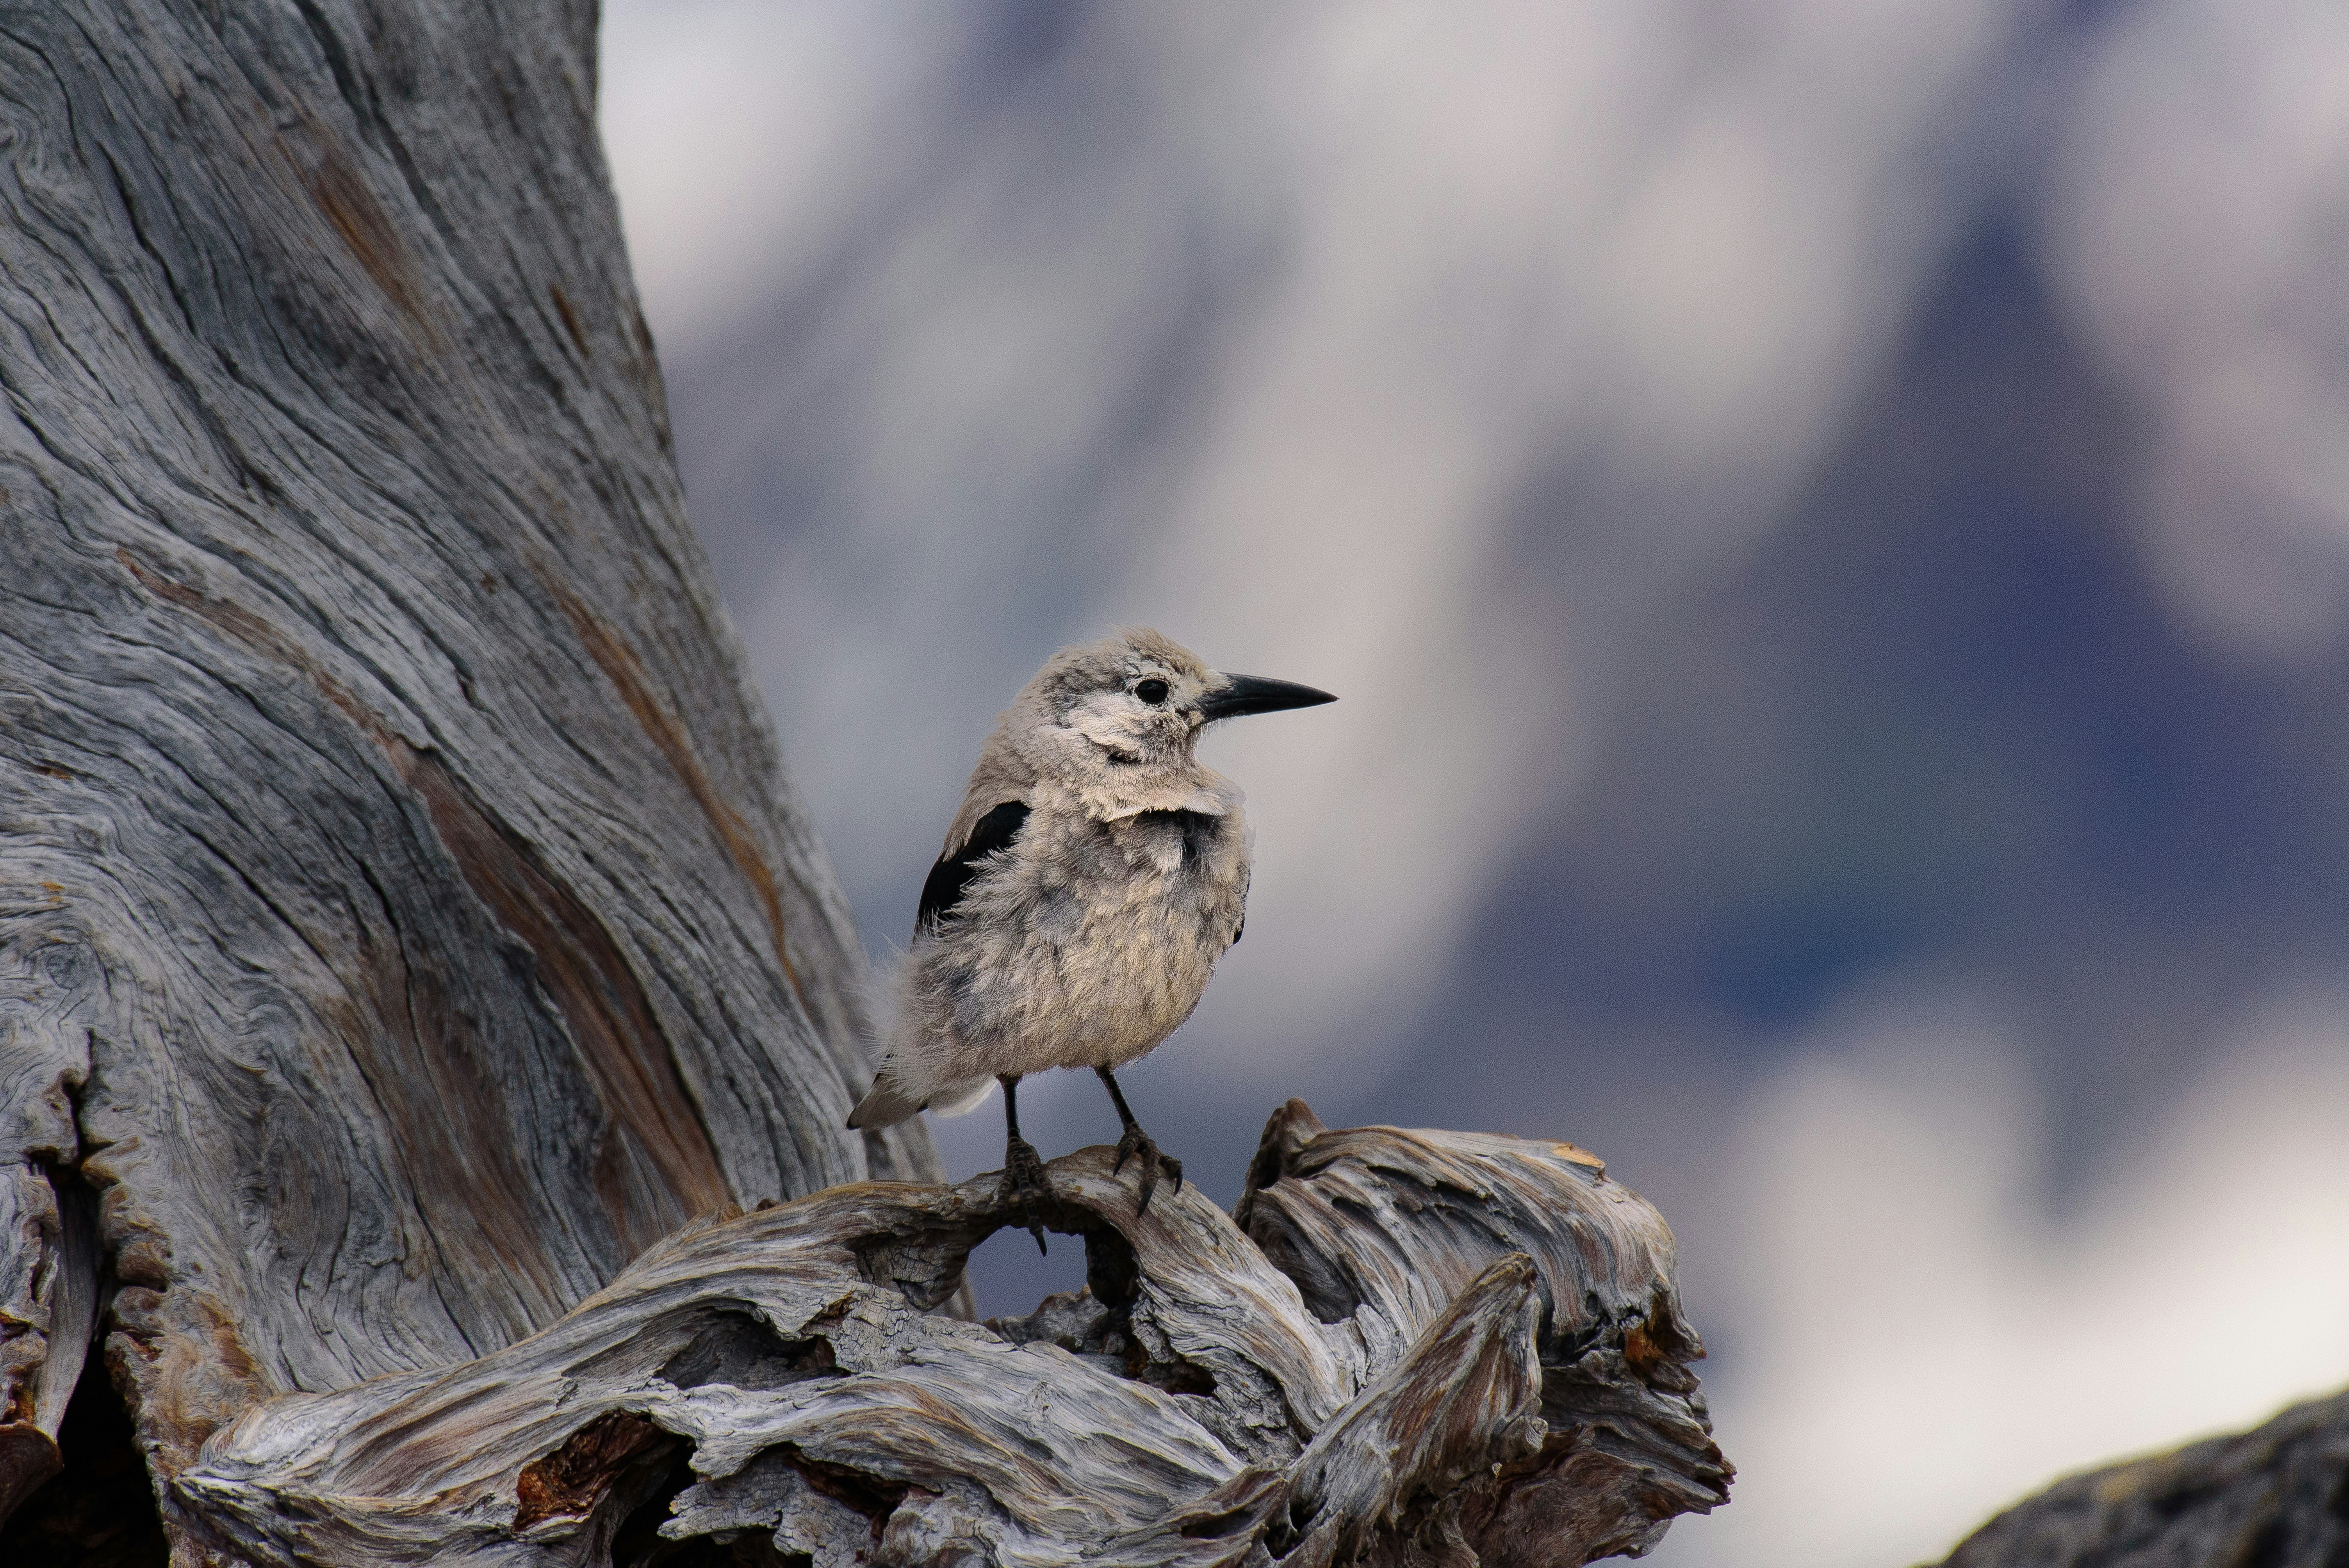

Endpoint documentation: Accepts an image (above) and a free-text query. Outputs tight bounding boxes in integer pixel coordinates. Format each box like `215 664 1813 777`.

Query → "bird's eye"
1135 678 1170 706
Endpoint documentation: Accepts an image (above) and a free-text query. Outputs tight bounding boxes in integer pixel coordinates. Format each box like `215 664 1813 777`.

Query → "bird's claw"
997 1135 1052 1254
1113 1126 1183 1215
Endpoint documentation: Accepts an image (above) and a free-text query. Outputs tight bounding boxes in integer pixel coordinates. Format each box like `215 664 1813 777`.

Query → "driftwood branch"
173 1102 1729 1566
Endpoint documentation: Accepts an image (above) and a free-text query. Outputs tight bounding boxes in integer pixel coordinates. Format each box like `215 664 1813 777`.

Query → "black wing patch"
915 800 1029 936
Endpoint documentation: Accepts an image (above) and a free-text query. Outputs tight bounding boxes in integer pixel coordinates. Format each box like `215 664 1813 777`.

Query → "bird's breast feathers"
1021 788 1252 912
888 770 1253 1086
1070 766 1239 827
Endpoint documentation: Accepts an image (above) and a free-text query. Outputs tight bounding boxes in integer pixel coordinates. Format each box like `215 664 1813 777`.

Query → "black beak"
1196 673 1338 722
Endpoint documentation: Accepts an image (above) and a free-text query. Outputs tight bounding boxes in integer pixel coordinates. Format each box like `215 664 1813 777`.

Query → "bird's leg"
1096 1067 1183 1215
996 1074 1050 1255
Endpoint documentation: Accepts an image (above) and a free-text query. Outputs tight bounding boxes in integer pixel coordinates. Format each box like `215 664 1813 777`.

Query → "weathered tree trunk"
0 4 1730 1565
0 0 935 1550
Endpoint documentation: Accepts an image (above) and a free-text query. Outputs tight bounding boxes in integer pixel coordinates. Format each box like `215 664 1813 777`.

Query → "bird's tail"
847 944 996 1127
844 1070 996 1129
926 1076 996 1117
846 1072 923 1130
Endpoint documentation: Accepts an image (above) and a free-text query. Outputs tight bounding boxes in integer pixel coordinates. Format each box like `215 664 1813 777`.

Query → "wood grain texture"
169 1109 1728 1566
0 0 938 1541
1935 1387 2349 1568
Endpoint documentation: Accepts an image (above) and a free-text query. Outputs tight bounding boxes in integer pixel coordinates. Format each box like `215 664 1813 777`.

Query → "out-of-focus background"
595 4 2349 1563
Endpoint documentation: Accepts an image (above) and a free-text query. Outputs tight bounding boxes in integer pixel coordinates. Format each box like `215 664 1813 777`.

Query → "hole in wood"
514 1411 676 1532
982 1220 1220 1401
656 1311 837 1392
959 1216 1095 1320
604 1439 800 1568
849 1189 1124 1315
0 1348 168 1568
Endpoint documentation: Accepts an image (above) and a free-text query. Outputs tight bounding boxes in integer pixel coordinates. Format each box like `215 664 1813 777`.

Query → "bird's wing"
914 799 1029 936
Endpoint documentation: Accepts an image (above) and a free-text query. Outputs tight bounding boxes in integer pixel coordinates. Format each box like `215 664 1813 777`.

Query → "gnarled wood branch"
175 1103 1729 1567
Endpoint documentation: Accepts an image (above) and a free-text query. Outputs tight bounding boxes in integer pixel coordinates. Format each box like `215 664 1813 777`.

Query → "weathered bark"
0 0 935 1549
0 3 1733 1564
1934 1387 2349 1568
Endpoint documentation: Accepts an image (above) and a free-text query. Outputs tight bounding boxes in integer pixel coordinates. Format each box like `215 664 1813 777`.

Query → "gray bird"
847 628 1334 1244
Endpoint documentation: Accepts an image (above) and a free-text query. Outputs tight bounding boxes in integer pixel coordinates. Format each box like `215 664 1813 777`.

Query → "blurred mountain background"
595 3 2349 1563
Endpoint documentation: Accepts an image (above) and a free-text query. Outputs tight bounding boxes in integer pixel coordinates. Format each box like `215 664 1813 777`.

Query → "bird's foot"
997 1135 1052 1255
1112 1126 1184 1215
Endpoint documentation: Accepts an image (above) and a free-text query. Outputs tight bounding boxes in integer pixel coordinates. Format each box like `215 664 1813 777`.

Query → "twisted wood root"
177 1101 1731 1567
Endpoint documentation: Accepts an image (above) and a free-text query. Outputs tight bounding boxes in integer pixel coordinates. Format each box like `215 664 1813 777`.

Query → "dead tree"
0 4 1729 1563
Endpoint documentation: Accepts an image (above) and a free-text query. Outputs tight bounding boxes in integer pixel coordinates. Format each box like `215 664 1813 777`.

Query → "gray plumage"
847 628 1332 1217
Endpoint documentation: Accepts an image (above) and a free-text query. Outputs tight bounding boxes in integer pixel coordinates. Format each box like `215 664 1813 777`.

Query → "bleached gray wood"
171 1111 1728 1566
1273 1253 1549 1568
0 0 939 1544
1236 1103 1733 1564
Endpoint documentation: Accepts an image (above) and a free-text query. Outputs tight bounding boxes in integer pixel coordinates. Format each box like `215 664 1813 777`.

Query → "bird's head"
1011 627 1335 784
